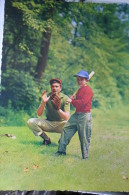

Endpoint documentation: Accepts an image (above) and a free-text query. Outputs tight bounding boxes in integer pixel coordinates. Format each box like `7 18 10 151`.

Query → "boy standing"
55 70 93 159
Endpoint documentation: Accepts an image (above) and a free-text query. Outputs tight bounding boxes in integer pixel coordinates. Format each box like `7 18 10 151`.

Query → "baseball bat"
89 71 95 80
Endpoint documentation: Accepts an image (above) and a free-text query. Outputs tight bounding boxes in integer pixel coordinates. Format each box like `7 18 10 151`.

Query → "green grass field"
0 106 129 192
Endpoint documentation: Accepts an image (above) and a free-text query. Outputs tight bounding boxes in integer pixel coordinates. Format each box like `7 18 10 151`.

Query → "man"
55 70 93 159
27 78 70 145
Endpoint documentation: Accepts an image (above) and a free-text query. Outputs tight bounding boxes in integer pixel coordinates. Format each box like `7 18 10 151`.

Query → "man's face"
51 82 61 94
77 76 87 87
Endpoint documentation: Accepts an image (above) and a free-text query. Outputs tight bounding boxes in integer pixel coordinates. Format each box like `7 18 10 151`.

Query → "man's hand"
50 93 61 110
41 90 50 104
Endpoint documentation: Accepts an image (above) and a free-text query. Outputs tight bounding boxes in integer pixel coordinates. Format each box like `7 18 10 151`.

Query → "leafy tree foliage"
1 69 40 113
1 1 129 113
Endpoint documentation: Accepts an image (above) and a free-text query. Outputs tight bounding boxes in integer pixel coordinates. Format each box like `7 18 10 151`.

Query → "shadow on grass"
21 140 80 159
20 140 58 147
20 140 42 146
40 146 81 160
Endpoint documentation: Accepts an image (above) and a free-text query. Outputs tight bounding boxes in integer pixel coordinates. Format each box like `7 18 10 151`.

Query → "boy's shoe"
82 157 88 160
43 138 51 145
54 151 66 156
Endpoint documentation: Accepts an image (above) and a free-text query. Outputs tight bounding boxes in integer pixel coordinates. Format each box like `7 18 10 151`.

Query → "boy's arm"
72 89 93 108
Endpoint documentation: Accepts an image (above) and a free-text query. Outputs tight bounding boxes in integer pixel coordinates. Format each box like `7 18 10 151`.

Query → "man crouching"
27 78 70 145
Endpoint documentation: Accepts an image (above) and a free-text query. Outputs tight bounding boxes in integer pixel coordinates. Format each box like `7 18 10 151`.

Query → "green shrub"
1 69 40 114
0 105 31 126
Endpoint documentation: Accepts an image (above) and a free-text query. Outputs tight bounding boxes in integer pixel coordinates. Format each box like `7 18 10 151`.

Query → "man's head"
74 70 89 88
50 78 62 94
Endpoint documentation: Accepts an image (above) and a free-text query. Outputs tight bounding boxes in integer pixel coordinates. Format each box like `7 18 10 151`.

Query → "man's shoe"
54 151 66 156
42 138 51 145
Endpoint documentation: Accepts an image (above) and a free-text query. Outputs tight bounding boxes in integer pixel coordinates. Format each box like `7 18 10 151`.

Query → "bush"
1 69 40 114
0 105 32 126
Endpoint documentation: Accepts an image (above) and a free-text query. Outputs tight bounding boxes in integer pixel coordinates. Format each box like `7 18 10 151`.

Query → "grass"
0 105 129 192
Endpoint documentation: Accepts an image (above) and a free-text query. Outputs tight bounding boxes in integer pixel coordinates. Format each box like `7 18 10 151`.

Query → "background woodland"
1 0 129 117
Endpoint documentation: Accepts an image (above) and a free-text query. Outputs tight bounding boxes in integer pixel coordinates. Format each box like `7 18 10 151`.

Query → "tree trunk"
35 28 52 81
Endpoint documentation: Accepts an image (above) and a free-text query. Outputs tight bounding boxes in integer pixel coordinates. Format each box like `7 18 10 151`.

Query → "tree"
1 1 129 112
12 0 74 81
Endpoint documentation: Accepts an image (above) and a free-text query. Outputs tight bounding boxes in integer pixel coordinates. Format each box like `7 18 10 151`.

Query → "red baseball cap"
50 78 62 88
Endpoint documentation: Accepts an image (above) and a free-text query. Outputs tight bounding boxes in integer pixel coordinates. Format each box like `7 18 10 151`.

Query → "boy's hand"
67 94 76 103
70 95 76 100
67 97 72 103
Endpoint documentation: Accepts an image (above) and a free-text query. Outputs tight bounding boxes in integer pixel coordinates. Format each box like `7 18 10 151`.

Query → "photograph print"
0 0 129 193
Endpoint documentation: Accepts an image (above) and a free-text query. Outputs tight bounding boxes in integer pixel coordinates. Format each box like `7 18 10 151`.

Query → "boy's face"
51 82 61 94
77 76 87 87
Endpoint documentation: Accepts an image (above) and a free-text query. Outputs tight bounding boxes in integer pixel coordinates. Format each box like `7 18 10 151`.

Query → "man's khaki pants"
27 118 67 140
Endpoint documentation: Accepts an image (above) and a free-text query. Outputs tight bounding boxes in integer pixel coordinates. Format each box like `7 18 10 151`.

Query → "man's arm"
37 102 46 116
50 93 70 121
57 109 70 121
37 90 50 116
58 96 70 121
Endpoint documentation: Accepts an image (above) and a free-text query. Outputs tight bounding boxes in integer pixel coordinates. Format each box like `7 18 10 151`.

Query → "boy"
55 70 93 159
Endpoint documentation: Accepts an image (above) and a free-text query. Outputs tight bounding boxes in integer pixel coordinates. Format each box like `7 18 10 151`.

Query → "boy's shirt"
72 86 93 113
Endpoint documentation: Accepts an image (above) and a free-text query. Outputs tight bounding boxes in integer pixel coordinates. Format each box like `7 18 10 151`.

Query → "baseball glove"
50 93 61 110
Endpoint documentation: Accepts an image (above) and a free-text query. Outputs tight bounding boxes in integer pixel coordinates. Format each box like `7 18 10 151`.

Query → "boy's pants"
58 112 92 159
27 118 67 140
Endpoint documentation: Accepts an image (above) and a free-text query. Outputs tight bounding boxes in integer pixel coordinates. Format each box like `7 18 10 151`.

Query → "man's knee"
27 118 35 127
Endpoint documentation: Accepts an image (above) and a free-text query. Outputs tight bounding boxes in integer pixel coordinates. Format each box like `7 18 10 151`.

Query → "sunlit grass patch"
0 106 129 191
